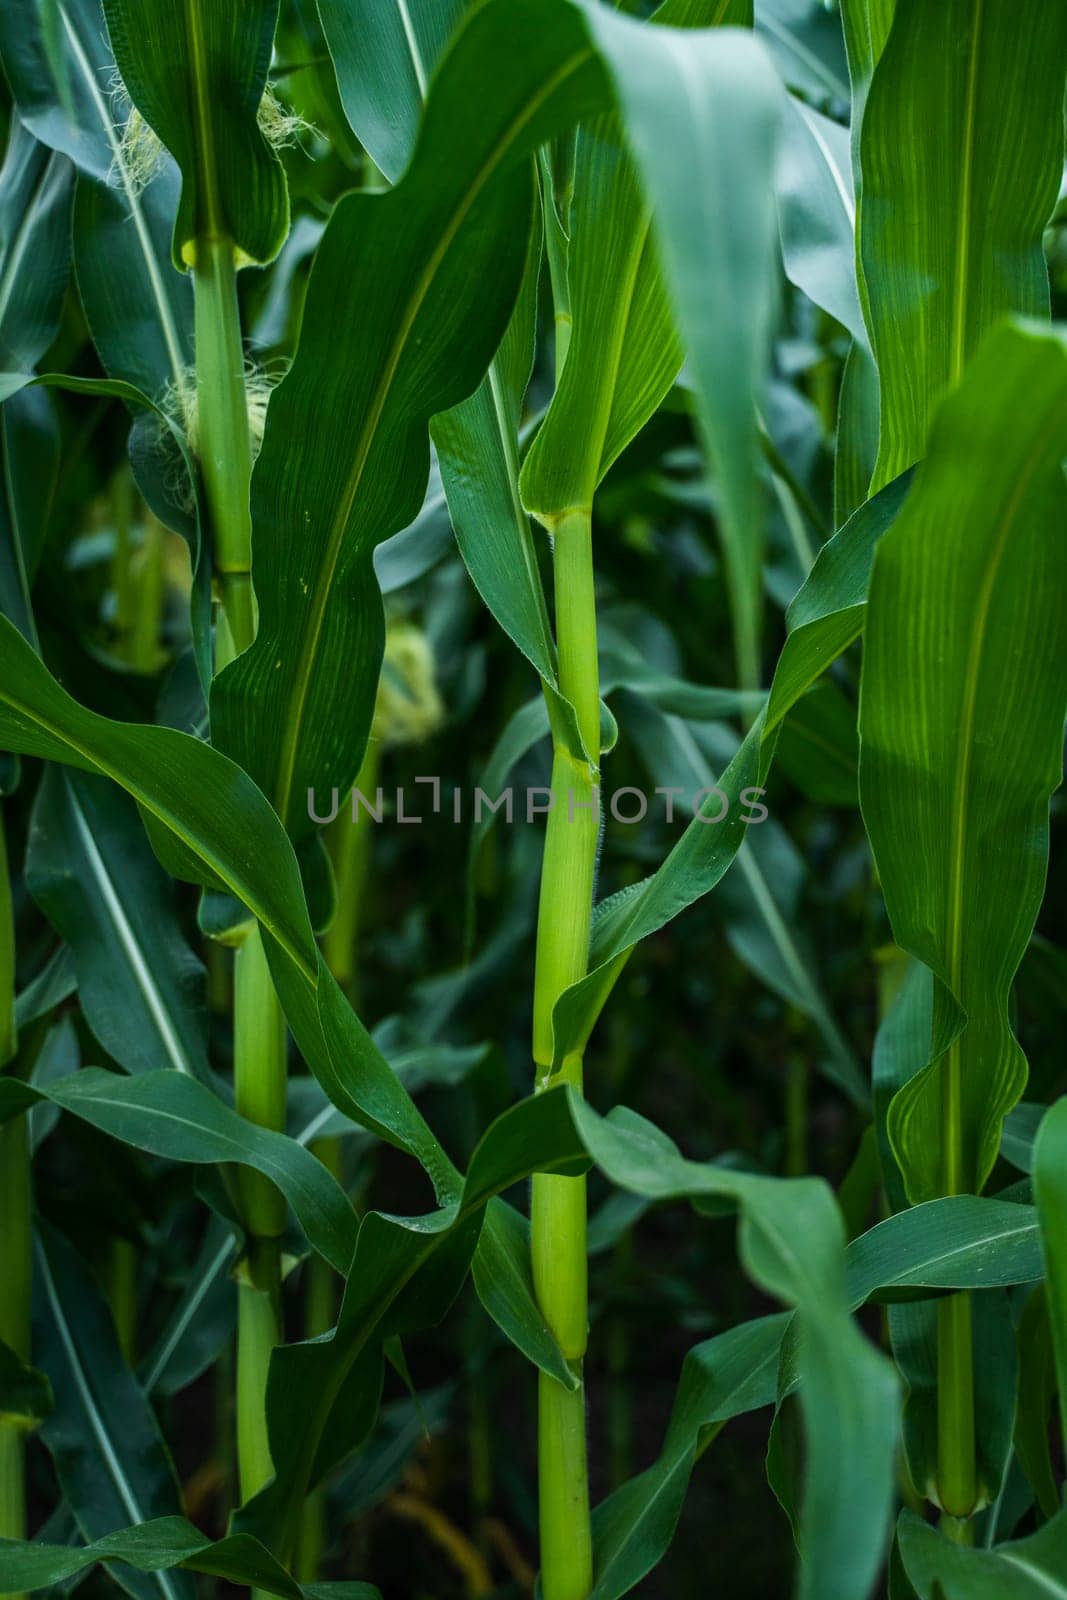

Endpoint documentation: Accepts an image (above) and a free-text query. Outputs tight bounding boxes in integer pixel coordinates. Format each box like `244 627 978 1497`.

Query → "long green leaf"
589 1314 787 1599
316 0 467 184
235 1087 896 1600
858 0 1067 489
520 110 682 522
858 322 1067 1201
898 1506 1067 1599
26 771 211 1082
582 5 780 694
0 119 72 375
0 612 451 1189
213 0 605 838
1033 1098 1067 1457
32 1223 192 1600
0 1513 379 1599
3 1070 357 1276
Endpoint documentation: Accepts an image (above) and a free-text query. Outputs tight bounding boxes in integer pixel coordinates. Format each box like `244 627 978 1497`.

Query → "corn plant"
0 1 1066 1597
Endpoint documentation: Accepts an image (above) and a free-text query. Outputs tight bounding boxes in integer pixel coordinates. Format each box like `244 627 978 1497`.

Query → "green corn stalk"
0 805 29 1600
530 508 601 1599
1 3 1067 1599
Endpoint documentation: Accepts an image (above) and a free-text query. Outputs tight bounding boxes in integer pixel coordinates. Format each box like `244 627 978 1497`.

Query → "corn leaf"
898 1506 1067 1599
588 1313 787 1600
0 613 451 1186
472 1198 577 1390
26 771 211 1083
1033 1098 1067 1459
520 111 682 521
0 119 72 376
775 94 866 350
764 468 911 742
858 0 1067 489
101 0 288 268
212 0 603 837
235 1087 896 1600
316 0 467 184
583 5 780 693
859 322 1067 1202
31 1222 194 1600
844 1198 1042 1306
3 1069 358 1276
0 1513 379 1599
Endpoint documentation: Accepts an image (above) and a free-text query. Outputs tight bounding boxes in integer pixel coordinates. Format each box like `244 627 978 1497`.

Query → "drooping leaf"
582 5 781 693
0 612 452 1187
235 1088 897 1600
859 323 1067 1202
589 1313 788 1599
472 1197 577 1390
0 1512 379 1599
4 1070 358 1275
775 93 865 349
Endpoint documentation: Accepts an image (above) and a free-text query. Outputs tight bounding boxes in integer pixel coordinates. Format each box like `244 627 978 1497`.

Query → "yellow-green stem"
234 925 287 1247
936 1039 977 1520
0 809 29 1599
531 508 598 1600
0 812 14 1068
193 234 255 657
0 1112 29 1600
236 1236 281 1502
296 1138 342 1582
195 231 285 1539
